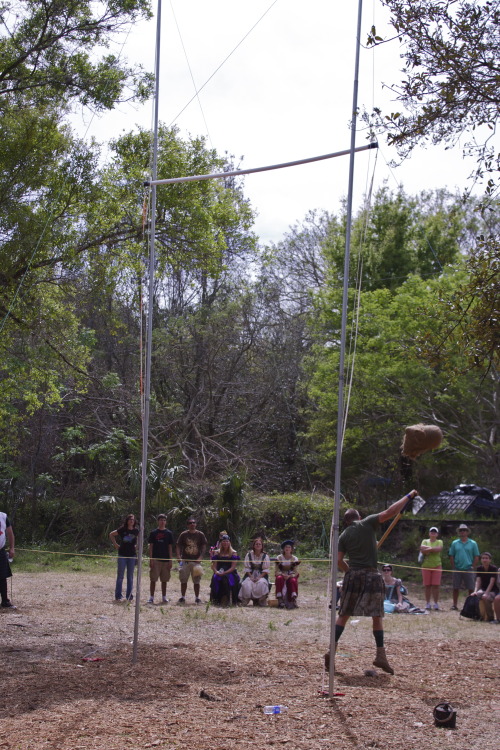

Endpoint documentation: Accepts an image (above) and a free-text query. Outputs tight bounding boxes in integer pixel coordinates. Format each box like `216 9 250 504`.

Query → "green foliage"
370 0 499 200
249 492 337 553
323 187 465 292
307 269 500 494
218 473 247 539
418 236 500 372
0 0 153 112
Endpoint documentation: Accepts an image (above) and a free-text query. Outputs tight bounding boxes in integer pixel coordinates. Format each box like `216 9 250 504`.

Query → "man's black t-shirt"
476 564 499 593
148 528 174 561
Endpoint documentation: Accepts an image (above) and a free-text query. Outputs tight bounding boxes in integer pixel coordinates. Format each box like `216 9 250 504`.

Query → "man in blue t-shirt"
448 524 479 610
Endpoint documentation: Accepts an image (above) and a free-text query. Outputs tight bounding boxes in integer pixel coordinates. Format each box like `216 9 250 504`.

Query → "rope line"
12 547 467 574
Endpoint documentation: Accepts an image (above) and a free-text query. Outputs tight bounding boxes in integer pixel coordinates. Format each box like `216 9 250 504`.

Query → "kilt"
0 548 12 579
338 568 384 617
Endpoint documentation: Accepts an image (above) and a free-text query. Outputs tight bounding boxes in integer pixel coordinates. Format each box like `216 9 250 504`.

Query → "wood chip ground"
2 569 498 749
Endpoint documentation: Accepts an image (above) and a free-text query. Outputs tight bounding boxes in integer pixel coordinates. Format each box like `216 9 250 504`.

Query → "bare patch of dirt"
1 570 498 749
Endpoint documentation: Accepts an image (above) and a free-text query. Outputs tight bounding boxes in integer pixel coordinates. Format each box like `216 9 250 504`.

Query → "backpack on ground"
460 594 480 620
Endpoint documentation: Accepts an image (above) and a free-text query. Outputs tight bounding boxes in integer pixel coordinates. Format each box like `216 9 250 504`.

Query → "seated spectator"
239 537 270 607
209 530 228 560
380 564 427 614
473 552 499 621
381 564 407 611
210 535 240 606
275 540 300 609
492 585 500 624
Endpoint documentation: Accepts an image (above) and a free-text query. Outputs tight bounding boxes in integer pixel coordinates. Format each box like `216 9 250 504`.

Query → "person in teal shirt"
448 524 479 610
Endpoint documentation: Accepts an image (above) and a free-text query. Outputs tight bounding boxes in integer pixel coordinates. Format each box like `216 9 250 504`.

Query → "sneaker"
195 597 202 604
425 603 431 610
177 597 186 605
490 619 500 624
1 600 16 609
115 597 125 602
433 604 441 611
162 596 169 603
147 596 154 604
278 601 286 609
450 605 458 610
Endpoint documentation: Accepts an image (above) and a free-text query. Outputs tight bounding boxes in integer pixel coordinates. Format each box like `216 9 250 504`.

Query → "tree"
307 272 500 496
0 0 153 112
323 187 467 292
371 0 499 198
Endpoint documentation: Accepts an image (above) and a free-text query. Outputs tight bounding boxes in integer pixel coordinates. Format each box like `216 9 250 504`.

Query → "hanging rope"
168 0 281 127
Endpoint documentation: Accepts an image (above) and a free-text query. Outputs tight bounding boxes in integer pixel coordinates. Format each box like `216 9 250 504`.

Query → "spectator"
176 518 207 605
381 564 405 610
275 540 300 609
209 530 228 560
420 526 443 610
210 535 240 606
492 584 500 624
239 537 270 607
109 513 139 602
147 514 174 604
473 552 498 621
0 510 15 609
448 524 479 610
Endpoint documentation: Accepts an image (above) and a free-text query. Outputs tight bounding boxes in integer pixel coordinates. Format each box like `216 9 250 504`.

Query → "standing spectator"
0 511 15 609
176 518 207 604
147 514 174 604
448 523 480 610
420 526 443 610
275 540 300 609
473 552 498 621
109 513 139 602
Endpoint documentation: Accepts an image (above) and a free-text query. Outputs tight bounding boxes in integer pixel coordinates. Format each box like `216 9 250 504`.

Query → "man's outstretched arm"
378 489 418 524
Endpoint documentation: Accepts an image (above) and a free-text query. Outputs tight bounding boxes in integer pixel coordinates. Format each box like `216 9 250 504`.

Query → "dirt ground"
1 568 499 750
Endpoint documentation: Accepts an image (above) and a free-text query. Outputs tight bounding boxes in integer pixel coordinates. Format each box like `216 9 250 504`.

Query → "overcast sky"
77 0 481 244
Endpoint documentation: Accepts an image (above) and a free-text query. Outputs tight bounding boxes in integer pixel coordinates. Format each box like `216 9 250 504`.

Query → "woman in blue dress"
210 535 240 606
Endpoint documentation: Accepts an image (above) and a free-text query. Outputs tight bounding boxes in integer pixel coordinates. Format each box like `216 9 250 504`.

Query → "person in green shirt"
325 488 418 676
420 526 443 610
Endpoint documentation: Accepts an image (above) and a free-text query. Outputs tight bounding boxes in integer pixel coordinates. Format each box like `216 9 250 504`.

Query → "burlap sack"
401 424 443 459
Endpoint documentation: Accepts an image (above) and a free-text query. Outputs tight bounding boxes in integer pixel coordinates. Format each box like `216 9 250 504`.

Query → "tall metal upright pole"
132 0 163 664
328 0 364 695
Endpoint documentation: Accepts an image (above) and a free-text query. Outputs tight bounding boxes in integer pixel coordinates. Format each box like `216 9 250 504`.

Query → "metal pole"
148 143 377 186
328 0 364 696
132 0 162 664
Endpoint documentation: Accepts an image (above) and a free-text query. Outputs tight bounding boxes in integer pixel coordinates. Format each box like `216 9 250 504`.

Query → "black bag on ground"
460 594 480 620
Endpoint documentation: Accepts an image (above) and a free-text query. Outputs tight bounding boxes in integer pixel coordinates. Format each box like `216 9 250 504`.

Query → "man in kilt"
325 489 418 675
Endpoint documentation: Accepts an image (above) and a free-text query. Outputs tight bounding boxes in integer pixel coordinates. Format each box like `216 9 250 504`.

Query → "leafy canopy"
0 0 153 112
